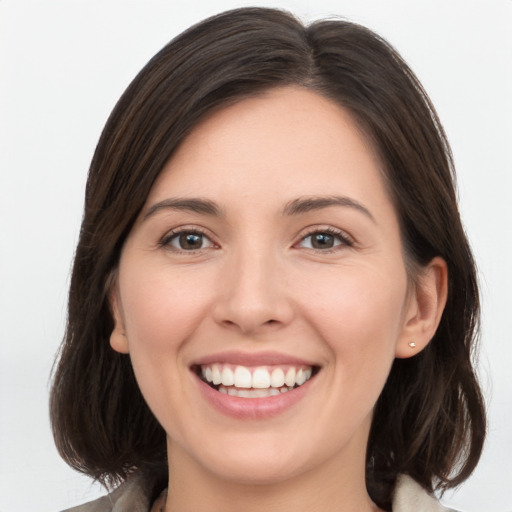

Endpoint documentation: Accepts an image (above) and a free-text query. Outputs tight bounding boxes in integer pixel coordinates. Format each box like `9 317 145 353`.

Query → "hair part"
50 8 485 509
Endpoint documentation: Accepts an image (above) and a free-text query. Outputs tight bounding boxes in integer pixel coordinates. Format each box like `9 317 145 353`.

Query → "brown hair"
50 7 485 509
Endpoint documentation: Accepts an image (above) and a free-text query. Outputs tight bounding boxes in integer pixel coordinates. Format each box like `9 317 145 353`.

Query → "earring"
408 341 417 348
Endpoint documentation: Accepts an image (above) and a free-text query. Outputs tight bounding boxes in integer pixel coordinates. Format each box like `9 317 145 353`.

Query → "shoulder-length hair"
50 7 485 510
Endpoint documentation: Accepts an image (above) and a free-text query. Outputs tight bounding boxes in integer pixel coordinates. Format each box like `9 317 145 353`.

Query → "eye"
298 229 353 251
162 230 215 251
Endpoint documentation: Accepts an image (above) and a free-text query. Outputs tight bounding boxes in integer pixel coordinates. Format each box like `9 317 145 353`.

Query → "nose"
212 248 294 335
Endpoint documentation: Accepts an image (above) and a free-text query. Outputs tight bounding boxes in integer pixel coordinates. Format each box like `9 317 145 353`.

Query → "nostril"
219 317 280 334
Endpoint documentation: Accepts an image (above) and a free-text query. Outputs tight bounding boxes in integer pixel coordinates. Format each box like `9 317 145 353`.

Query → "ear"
109 282 130 354
395 257 448 358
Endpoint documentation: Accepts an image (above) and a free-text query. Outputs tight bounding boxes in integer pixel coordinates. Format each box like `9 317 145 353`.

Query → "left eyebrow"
282 195 376 223
143 197 223 220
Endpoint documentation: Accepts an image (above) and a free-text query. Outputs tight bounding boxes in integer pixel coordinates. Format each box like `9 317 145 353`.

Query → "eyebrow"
143 197 222 220
143 195 375 222
282 195 375 222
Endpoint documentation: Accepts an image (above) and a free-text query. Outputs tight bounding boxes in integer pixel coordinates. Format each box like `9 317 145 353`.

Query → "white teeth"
201 363 315 394
218 386 286 398
252 367 271 388
221 367 234 386
285 367 296 387
270 368 285 388
295 368 306 386
212 364 222 385
234 366 252 388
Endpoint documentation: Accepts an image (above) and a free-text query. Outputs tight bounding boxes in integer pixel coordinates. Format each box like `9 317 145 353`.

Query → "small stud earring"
408 341 417 348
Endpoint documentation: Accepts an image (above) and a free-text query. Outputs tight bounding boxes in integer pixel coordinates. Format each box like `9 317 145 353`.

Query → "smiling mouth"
193 363 319 398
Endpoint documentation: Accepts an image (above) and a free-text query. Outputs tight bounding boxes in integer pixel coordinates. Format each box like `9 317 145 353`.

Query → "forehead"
147 86 391 216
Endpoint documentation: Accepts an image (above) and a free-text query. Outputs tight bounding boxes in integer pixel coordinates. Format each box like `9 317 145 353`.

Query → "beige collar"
392 474 458 512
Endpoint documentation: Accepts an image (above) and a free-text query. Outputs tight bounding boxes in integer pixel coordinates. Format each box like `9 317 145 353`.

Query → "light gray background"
1 1 511 511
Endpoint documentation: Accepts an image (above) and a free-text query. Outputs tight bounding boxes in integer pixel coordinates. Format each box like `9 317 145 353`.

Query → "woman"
50 7 486 512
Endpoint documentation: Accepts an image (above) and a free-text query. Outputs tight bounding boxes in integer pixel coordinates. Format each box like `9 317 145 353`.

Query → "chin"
180 428 327 486
205 454 307 486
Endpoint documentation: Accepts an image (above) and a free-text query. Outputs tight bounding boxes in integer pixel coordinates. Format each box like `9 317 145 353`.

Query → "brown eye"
309 233 336 249
165 231 214 251
298 230 352 251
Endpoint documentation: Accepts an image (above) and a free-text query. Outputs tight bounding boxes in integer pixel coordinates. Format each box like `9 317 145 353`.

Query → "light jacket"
61 473 458 512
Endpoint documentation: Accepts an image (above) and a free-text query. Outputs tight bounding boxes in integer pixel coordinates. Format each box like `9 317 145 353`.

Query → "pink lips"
193 350 316 368
192 351 318 419
196 376 313 419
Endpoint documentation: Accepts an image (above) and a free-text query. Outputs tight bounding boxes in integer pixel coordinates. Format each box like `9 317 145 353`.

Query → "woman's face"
111 87 419 485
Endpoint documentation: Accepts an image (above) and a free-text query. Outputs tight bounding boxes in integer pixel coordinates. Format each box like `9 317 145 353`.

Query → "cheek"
278 263 409 456
119 267 211 355
116 265 215 435
297 262 408 375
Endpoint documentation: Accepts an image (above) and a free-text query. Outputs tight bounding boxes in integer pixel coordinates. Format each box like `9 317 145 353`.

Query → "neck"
162 439 381 512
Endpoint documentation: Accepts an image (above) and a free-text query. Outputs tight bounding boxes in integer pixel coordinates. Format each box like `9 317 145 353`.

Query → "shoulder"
59 473 152 512
392 474 459 512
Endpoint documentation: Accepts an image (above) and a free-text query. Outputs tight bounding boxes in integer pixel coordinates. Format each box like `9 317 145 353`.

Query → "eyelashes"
297 227 354 252
159 228 216 252
159 226 354 255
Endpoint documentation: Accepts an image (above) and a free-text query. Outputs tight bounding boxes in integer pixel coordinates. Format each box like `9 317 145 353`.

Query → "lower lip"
194 374 315 419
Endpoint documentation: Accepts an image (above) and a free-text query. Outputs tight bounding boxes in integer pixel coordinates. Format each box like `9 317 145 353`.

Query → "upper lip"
192 350 319 368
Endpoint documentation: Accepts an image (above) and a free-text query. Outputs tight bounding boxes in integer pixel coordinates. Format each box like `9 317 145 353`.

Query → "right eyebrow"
282 195 376 223
142 197 223 220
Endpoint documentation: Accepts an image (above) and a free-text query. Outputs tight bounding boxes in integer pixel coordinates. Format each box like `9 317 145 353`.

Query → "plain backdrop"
0 1 511 511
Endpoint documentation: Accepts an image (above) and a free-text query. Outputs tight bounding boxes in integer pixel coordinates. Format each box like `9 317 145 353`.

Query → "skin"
110 87 447 512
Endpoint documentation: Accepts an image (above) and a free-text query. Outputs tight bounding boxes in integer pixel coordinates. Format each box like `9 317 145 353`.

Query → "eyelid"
158 225 219 253
294 226 355 251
